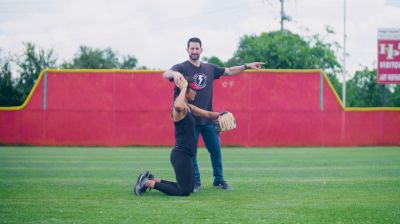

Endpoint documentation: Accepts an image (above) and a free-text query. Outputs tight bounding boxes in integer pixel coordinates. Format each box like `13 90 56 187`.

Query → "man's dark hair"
187 37 202 48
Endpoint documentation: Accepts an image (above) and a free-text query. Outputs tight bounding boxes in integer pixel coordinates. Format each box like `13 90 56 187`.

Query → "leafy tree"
346 67 400 107
346 67 384 107
120 55 138 69
226 31 341 72
61 46 138 69
0 51 20 106
202 56 225 67
16 42 57 104
204 30 343 97
328 74 342 100
387 85 400 106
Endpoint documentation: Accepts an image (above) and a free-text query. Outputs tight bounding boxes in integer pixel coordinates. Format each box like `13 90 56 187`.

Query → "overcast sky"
0 0 399 77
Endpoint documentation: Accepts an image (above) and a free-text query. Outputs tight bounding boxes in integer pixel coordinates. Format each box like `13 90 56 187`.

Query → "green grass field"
0 146 399 224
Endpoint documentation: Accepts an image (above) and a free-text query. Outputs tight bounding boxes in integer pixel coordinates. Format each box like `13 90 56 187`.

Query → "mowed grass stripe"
0 146 399 224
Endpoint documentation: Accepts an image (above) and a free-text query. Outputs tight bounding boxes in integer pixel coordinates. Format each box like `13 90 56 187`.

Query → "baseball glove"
216 112 236 132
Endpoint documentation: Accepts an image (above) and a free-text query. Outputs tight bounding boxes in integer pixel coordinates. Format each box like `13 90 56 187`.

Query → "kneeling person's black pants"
154 150 194 196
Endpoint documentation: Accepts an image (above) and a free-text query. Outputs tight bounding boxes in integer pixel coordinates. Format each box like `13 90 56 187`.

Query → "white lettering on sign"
379 74 400 81
379 61 400 69
388 74 400 81
379 43 400 60
377 28 400 83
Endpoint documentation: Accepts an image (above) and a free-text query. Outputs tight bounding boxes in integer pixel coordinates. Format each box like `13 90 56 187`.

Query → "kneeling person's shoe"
213 180 233 190
144 171 155 180
134 173 149 196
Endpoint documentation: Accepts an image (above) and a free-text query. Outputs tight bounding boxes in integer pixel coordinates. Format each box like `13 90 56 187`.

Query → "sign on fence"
377 28 400 84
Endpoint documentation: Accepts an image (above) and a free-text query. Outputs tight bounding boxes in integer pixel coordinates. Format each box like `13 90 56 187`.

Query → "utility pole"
342 0 347 107
280 0 291 31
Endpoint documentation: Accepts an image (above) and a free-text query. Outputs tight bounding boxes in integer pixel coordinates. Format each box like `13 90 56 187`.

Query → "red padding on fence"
0 70 399 146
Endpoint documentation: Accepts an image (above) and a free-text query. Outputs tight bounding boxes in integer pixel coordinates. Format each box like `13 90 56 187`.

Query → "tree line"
0 43 140 106
1 30 399 107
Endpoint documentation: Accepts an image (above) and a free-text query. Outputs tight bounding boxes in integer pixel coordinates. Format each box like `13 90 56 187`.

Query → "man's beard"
189 54 200 61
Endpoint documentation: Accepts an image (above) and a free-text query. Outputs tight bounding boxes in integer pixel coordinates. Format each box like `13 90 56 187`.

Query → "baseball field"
0 146 399 223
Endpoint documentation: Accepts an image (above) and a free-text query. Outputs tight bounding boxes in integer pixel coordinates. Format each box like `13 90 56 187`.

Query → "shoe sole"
134 174 145 196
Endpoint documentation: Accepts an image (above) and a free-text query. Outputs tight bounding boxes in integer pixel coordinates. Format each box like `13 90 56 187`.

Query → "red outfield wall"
1 69 399 146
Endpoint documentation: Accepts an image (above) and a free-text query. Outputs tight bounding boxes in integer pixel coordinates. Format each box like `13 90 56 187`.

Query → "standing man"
163 37 264 192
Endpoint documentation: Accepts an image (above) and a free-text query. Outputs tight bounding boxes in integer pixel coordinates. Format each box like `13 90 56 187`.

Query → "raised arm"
163 70 185 85
172 80 188 122
188 104 220 120
223 62 265 76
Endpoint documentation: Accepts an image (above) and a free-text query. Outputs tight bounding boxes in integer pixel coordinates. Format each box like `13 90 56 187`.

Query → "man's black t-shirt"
171 61 225 125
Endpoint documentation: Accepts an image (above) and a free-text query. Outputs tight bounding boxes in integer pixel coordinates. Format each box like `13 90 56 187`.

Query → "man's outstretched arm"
224 62 265 76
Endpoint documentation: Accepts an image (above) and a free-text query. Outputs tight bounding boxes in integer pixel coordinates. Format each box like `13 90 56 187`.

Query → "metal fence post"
320 72 324 111
43 72 47 111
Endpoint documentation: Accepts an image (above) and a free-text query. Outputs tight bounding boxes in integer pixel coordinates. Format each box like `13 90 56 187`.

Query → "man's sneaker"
193 184 201 193
134 173 148 196
213 180 233 190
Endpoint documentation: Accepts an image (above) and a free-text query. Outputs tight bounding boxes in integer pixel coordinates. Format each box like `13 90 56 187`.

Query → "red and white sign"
377 28 400 84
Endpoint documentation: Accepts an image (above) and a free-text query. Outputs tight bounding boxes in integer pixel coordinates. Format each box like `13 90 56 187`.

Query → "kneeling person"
134 79 222 196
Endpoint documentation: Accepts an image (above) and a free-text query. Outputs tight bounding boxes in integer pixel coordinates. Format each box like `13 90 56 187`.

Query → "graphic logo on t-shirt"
193 73 207 89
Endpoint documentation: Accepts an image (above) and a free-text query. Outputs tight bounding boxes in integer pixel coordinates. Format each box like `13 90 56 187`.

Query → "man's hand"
173 72 185 86
245 62 265 70
224 62 266 76
162 70 185 85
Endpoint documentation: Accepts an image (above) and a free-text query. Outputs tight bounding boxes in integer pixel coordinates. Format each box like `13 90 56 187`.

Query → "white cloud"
386 0 400 7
